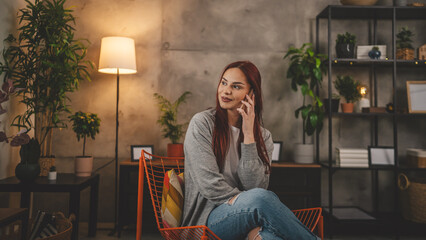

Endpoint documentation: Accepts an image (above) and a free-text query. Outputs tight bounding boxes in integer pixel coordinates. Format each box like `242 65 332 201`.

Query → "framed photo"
131 145 154 162
272 141 283 162
407 81 426 113
368 146 394 167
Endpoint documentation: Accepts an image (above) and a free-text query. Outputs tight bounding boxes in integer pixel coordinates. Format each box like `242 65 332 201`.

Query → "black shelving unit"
316 5 426 236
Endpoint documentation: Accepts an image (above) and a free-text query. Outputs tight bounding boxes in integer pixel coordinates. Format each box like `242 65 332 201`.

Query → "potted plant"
335 32 356 58
69 111 101 177
154 91 191 157
284 43 327 164
396 27 415 60
0 0 93 176
324 94 341 113
334 75 362 113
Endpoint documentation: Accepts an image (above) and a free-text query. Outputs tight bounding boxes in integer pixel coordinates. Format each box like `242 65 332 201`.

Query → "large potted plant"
334 75 362 113
284 43 327 164
396 27 415 60
69 111 101 177
335 32 356 58
0 0 93 176
154 91 191 157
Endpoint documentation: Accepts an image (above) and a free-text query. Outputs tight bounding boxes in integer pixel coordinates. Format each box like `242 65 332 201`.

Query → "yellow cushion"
161 169 184 228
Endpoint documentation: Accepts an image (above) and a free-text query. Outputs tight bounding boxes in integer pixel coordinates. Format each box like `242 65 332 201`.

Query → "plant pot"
341 103 354 113
294 143 314 164
336 43 355 58
324 98 340 113
15 163 40 183
368 49 381 59
75 156 93 177
167 143 184 157
39 157 55 176
396 48 414 60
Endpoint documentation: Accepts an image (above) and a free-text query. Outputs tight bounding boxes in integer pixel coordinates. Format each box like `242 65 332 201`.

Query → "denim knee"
243 188 279 210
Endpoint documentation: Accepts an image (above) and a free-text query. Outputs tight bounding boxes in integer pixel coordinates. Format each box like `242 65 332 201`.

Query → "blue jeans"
207 188 319 240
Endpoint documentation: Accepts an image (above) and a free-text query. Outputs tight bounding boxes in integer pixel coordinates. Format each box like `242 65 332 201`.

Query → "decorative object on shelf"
334 75 362 113
385 103 394 113
419 44 426 60
130 145 154 162
408 2 425 7
324 94 341 113
69 111 101 177
406 81 426 113
368 46 382 59
340 0 378 5
15 138 41 183
362 107 387 113
154 91 192 157
406 148 426 168
98 36 137 230
336 147 369 168
357 45 387 59
396 27 415 60
0 0 93 176
398 173 426 223
394 0 407 6
284 43 327 164
356 84 370 112
48 166 57 181
335 32 356 58
272 141 283 162
368 146 395 167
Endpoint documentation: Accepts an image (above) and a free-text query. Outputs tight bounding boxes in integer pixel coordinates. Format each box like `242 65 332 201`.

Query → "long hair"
212 61 271 174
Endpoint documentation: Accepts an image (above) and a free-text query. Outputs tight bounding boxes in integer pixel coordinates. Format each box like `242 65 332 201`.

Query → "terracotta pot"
167 143 184 157
75 156 93 177
341 103 354 113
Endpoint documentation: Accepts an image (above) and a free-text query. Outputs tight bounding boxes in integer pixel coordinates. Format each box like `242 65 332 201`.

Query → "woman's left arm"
237 129 274 190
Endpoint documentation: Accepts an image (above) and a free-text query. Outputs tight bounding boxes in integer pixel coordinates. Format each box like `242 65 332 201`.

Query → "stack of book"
336 148 368 168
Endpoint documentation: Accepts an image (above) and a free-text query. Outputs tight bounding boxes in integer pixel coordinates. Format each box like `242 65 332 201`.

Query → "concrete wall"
1 0 425 223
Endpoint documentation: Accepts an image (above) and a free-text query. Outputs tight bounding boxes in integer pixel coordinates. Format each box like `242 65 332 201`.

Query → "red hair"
212 61 271 174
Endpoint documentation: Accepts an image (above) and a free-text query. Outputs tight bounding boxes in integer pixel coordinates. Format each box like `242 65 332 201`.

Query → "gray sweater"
182 109 274 227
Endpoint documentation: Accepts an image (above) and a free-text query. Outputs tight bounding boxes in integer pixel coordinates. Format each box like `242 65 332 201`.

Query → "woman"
182 61 318 240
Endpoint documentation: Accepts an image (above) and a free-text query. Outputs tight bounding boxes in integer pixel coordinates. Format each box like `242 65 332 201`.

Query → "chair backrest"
291 208 322 232
140 151 184 230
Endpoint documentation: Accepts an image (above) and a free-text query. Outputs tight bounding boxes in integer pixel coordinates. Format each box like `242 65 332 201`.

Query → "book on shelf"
336 148 368 154
337 153 368 159
338 163 369 168
337 159 368 164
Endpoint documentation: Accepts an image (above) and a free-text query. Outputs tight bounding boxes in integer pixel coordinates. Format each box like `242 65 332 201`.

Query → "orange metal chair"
137 151 324 240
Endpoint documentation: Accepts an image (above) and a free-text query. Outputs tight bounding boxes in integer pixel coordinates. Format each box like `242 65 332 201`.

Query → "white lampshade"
98 36 137 74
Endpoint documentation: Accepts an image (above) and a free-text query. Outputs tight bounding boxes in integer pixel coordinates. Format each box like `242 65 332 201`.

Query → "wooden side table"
0 208 29 240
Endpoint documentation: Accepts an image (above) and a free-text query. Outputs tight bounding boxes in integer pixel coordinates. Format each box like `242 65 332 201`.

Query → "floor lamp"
98 36 137 234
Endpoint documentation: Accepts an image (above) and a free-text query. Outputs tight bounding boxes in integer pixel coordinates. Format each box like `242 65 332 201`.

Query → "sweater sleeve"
237 128 274 190
184 112 241 205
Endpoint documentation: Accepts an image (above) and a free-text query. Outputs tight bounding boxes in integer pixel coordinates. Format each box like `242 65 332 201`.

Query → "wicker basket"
396 48 414 60
39 157 55 176
398 173 426 223
36 212 72 240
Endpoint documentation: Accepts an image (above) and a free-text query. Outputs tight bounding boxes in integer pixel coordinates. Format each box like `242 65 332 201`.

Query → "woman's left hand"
237 94 255 144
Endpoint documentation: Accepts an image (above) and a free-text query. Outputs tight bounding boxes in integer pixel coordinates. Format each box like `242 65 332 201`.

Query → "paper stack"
336 148 369 168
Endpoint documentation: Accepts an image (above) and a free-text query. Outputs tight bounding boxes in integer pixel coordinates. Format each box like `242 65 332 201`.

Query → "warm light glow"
98 36 137 74
359 86 368 97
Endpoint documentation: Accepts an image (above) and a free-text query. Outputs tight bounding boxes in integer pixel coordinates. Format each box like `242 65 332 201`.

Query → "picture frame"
406 81 426 113
272 141 283 162
368 146 395 168
131 145 154 162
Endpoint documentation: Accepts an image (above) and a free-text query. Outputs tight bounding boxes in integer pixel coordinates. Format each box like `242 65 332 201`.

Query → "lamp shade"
98 36 137 74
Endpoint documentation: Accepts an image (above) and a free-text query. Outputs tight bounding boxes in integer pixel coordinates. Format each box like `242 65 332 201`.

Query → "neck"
227 110 240 127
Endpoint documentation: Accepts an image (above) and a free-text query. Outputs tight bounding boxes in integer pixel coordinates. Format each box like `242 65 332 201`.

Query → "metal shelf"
329 59 426 67
324 207 376 221
317 5 426 20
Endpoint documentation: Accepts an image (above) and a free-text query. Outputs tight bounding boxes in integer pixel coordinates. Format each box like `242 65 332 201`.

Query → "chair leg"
318 215 324 240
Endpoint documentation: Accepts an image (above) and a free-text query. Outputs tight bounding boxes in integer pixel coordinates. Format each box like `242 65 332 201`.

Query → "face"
217 68 251 112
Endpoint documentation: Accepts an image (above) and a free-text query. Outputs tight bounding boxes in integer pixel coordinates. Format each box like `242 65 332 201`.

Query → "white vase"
75 156 93 177
294 143 315 164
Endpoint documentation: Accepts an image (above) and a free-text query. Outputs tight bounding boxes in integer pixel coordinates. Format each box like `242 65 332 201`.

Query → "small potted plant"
154 91 191 157
334 75 362 113
396 27 415 60
69 111 101 177
335 32 356 58
368 46 381 59
284 43 328 164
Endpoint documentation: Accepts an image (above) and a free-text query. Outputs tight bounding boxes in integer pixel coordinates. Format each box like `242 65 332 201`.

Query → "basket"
396 48 414 60
406 149 426 168
398 173 426 223
35 212 72 240
39 157 55 176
